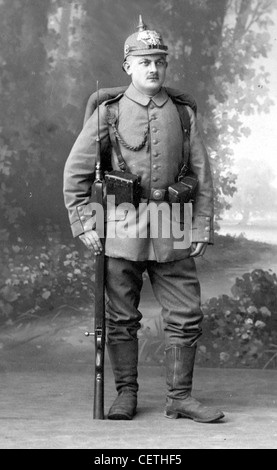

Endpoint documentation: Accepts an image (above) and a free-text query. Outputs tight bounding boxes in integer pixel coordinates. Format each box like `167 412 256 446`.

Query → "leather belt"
141 188 169 202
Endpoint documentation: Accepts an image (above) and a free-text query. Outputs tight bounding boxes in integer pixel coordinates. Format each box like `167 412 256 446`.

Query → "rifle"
85 81 106 420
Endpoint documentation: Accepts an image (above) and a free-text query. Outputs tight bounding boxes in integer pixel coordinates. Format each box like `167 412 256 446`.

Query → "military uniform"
65 83 213 259
63 16 224 422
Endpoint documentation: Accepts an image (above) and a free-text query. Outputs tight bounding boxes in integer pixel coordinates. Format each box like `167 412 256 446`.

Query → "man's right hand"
79 230 103 255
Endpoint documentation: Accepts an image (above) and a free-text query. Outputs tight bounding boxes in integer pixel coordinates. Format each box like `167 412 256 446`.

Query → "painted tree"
0 1 45 232
0 0 74 239
156 0 275 219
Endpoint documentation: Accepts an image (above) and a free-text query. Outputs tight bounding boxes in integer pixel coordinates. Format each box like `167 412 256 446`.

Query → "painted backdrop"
0 0 277 369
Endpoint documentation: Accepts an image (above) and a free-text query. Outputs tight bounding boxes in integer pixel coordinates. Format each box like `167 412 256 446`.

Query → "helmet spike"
137 15 147 32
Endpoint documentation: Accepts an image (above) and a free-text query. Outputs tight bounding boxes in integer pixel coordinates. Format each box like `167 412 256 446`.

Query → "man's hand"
190 242 208 258
79 230 103 255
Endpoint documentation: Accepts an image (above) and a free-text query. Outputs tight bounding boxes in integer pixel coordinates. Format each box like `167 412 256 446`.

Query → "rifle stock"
93 179 105 420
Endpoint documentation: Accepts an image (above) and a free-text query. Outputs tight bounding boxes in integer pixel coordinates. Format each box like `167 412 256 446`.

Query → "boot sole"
108 407 137 420
108 413 134 420
164 410 225 423
108 410 136 420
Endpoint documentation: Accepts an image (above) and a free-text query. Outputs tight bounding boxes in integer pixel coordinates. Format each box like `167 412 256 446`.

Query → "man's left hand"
190 242 208 258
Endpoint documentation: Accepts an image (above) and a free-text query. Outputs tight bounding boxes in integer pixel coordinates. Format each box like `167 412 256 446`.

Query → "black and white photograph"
0 0 277 451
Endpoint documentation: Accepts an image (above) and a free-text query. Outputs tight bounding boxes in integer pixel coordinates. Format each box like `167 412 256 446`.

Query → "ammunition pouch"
168 170 198 204
105 170 142 208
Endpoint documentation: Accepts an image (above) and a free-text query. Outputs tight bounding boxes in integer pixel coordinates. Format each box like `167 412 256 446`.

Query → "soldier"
63 16 224 423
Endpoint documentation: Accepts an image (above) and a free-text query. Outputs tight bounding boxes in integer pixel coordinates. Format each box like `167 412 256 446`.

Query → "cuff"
71 219 85 238
69 204 97 237
192 216 214 244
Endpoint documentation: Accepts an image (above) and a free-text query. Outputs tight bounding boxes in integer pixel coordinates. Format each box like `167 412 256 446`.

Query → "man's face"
124 54 168 96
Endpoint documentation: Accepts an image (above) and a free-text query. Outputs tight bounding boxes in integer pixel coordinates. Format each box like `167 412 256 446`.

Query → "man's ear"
123 60 132 76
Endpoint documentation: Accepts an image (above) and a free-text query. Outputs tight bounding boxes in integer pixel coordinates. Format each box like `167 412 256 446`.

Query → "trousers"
105 256 203 347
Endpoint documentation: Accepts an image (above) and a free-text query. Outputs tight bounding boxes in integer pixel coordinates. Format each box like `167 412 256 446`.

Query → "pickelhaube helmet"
124 15 168 59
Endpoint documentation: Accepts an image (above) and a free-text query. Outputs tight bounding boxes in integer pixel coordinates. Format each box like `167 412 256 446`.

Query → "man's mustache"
147 74 159 79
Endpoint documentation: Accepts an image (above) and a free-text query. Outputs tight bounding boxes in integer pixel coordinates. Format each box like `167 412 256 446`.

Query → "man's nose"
149 62 158 72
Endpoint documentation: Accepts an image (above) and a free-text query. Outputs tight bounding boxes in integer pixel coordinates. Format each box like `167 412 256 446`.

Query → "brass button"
152 139 158 145
152 176 158 182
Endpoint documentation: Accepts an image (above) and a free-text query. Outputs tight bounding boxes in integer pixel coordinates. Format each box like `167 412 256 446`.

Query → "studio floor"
1 332 277 449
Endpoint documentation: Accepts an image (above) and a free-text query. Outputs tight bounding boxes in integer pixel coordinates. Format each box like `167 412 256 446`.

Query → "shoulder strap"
165 88 197 178
175 102 191 137
166 86 197 136
175 103 191 179
105 103 128 172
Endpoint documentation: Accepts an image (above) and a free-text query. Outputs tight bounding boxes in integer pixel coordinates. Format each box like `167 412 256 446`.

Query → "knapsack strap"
174 102 191 179
106 104 128 172
174 102 191 137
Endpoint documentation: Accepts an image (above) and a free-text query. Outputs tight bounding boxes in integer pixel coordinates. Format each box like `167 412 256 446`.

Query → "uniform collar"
125 83 169 107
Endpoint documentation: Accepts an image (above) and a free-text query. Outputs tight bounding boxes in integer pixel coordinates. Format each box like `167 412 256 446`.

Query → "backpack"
83 85 197 133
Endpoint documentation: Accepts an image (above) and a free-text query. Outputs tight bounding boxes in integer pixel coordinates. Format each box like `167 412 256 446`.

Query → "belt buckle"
152 189 163 201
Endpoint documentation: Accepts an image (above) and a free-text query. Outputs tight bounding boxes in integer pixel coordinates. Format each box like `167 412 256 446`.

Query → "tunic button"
152 128 157 133
152 176 158 182
153 164 158 169
80 216 86 221
152 139 158 145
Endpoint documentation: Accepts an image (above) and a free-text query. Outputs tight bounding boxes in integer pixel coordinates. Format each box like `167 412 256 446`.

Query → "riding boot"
164 345 224 423
107 340 138 420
